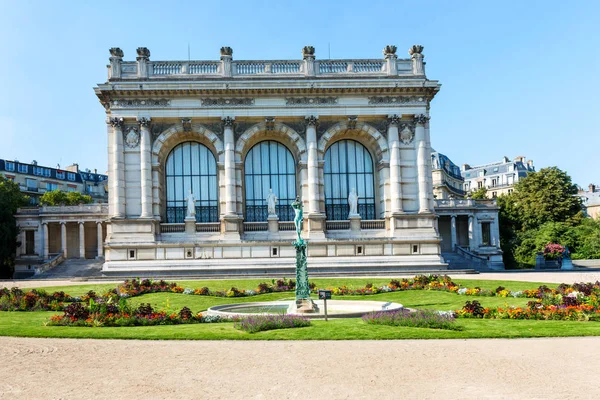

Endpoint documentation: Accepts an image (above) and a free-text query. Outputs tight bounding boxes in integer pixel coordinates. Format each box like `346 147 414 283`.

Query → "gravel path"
0 336 598 400
2 271 600 399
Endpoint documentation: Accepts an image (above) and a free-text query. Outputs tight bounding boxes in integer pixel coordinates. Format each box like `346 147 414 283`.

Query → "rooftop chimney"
590 184 597 193
66 163 79 173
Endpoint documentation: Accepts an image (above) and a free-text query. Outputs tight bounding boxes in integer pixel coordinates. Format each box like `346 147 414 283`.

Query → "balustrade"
196 223 220 233
160 223 185 233
326 220 350 230
152 63 182 75
278 221 296 231
235 63 265 75
360 220 385 230
243 222 268 232
188 63 219 74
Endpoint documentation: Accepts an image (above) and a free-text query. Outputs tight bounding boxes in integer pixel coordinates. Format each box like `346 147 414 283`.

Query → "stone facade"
0 159 108 204
579 184 600 219
431 151 465 199
462 156 535 198
94 45 446 274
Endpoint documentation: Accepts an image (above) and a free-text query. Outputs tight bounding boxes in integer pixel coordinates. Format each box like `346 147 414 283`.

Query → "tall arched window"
244 141 296 221
165 141 218 223
324 139 376 220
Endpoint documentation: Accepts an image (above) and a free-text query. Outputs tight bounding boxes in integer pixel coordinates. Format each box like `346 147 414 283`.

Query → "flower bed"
362 309 460 330
0 287 74 311
233 314 311 333
47 301 224 327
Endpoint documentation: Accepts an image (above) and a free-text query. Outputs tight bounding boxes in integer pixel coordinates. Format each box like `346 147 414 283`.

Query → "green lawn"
0 277 597 340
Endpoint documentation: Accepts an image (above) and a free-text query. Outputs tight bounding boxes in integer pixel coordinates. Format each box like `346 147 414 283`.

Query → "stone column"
138 117 153 218
305 116 325 237
409 45 425 76
387 115 402 213
383 45 398 76
223 117 236 216
108 117 125 217
220 47 233 77
136 47 150 79
425 119 435 211
467 215 474 251
78 221 85 259
450 215 457 251
96 222 103 259
302 46 315 77
306 116 320 214
42 223 49 259
491 217 500 248
415 114 431 213
60 221 67 258
108 47 123 80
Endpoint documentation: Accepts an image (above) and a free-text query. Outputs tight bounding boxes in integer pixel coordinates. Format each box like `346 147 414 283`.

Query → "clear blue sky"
1 0 598 187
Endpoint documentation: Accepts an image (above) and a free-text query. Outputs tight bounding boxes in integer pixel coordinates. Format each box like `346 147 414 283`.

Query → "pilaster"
305 115 325 238
107 117 125 218
387 115 403 214
42 223 49 260
79 221 85 259
60 221 67 258
221 116 241 240
138 117 152 218
450 215 457 251
415 114 431 213
96 221 104 259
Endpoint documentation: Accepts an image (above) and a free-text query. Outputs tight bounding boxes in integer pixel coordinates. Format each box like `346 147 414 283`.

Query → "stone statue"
348 188 359 217
291 196 304 244
266 188 278 216
186 190 196 218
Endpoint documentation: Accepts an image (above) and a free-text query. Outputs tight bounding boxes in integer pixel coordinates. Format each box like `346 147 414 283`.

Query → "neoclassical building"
94 45 445 274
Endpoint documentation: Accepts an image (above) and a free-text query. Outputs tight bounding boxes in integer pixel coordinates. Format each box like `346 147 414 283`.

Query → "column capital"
137 117 151 127
60 220 67 225
414 114 430 126
107 117 124 128
222 116 235 127
305 115 319 127
78 221 85 225
387 114 401 126
451 214 457 219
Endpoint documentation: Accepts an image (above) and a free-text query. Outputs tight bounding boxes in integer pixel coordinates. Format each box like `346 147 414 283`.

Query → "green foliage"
470 187 488 200
0 176 29 278
512 167 583 231
40 190 93 206
496 167 593 268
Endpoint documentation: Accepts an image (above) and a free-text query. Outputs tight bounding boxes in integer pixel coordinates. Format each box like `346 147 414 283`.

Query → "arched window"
324 139 376 220
165 141 218 223
244 141 296 222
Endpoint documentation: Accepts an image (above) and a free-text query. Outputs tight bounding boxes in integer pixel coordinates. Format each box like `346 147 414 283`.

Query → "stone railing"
360 220 385 230
35 253 65 276
434 199 497 209
243 222 268 232
326 220 350 231
108 46 424 81
38 204 109 214
196 223 220 233
160 223 185 233
456 246 490 269
279 221 296 231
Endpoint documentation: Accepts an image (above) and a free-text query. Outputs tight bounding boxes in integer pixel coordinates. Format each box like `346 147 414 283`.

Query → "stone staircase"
441 251 491 272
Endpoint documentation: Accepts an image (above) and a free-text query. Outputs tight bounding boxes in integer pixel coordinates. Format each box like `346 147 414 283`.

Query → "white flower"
458 288 468 295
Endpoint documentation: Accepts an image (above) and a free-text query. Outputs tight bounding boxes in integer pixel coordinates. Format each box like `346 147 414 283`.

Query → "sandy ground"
0 336 598 400
2 271 600 399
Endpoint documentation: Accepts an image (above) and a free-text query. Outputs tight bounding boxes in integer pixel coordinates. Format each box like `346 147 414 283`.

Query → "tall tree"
0 177 28 278
512 167 583 231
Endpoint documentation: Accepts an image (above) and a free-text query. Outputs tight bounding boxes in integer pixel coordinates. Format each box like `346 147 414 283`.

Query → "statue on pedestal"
291 196 304 244
348 188 359 217
186 190 196 218
266 188 278 217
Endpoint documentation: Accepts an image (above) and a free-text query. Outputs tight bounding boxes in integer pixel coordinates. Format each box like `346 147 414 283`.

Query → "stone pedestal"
184 217 196 235
221 215 241 240
349 214 361 233
267 215 279 233
306 213 326 239
561 257 574 270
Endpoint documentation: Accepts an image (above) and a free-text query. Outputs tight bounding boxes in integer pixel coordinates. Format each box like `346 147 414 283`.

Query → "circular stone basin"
206 300 403 319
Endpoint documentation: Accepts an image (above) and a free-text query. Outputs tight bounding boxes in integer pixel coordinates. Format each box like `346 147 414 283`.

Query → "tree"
470 187 488 200
40 190 93 206
512 167 583 231
0 176 29 278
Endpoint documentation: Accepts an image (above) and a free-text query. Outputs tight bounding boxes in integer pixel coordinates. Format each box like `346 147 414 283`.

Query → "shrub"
462 300 484 318
363 309 460 330
63 302 89 320
233 314 311 333
179 307 193 320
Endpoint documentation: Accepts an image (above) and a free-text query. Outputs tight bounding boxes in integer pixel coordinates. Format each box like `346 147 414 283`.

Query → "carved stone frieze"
181 118 192 132
265 117 275 131
347 116 358 130
285 97 338 106
124 127 140 148
112 99 170 108
399 124 415 145
201 98 254 107
368 96 425 105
